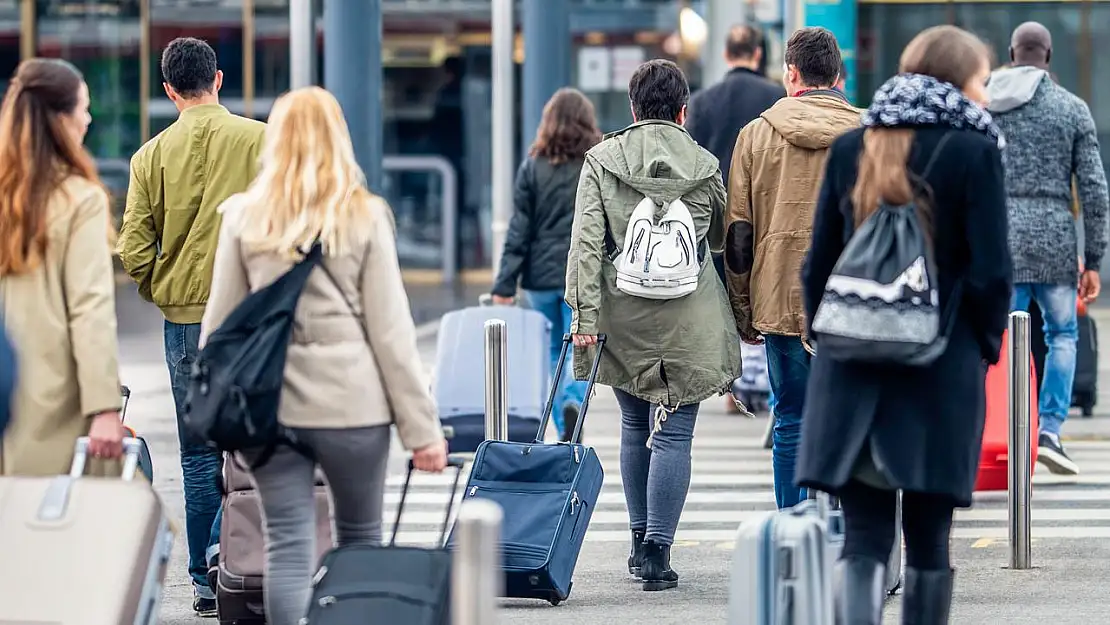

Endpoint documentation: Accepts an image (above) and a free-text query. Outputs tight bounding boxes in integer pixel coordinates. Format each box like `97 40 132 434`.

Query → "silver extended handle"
71 436 144 481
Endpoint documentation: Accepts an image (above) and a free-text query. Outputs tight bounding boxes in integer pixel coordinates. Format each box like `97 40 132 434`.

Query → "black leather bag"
183 245 322 469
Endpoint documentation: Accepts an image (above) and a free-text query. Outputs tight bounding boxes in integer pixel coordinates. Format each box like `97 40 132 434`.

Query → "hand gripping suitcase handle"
70 436 146 480
391 455 467 548
536 333 607 444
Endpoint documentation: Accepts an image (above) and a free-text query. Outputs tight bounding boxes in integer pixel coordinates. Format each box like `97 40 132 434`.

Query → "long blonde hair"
227 86 375 256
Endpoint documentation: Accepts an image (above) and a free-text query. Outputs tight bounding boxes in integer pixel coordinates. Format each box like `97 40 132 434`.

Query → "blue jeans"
614 388 699 545
1011 284 1079 436
524 289 587 437
764 334 811 509
165 321 223 598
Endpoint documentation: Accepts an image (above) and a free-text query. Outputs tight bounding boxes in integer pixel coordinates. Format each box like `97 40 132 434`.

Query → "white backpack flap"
615 196 701 300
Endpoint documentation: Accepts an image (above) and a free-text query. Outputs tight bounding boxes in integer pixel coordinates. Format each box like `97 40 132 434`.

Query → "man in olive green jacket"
117 37 264 617
566 59 740 592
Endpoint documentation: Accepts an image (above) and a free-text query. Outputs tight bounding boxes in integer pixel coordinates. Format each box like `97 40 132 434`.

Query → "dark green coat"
566 120 742 407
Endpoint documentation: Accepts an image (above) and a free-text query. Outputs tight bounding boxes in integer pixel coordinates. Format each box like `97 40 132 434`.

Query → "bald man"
986 22 1109 476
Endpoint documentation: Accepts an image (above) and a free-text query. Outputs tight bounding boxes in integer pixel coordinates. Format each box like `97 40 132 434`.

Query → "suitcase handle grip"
71 436 145 481
536 333 607 444
391 455 467 548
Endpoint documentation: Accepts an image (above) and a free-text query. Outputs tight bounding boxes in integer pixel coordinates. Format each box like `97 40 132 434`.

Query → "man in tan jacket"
724 27 860 510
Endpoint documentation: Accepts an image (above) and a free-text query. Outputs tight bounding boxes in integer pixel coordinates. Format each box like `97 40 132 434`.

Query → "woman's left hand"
572 334 598 347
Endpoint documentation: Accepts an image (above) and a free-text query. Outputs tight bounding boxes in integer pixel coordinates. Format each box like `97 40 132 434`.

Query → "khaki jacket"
566 120 741 406
725 93 861 340
200 196 444 451
119 105 265 324
1 178 122 476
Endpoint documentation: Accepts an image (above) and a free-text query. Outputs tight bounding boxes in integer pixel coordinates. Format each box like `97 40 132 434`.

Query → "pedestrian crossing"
381 423 1110 546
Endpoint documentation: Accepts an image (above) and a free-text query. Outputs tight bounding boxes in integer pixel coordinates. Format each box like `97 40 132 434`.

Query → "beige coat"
200 197 443 452
725 93 861 341
1 177 122 476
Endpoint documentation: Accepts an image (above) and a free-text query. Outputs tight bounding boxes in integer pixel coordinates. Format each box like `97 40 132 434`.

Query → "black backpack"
810 133 959 367
184 244 324 469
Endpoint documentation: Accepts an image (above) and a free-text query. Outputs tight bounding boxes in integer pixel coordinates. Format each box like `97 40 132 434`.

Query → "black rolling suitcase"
1030 300 1098 417
302 458 465 625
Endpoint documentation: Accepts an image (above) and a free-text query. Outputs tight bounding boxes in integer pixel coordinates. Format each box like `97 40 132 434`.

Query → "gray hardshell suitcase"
728 498 836 625
434 304 551 452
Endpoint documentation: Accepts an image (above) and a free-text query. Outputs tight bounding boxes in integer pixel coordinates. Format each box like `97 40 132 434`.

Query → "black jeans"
839 479 956 571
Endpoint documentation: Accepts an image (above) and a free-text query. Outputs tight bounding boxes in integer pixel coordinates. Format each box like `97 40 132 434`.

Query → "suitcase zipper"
569 492 580 515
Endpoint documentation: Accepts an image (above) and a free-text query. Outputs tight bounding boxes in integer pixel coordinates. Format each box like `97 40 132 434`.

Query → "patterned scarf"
861 73 1005 148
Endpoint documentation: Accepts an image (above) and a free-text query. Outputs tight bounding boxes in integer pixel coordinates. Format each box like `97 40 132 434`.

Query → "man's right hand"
740 334 764 346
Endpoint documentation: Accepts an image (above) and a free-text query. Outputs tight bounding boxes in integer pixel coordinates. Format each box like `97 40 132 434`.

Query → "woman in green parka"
566 59 742 592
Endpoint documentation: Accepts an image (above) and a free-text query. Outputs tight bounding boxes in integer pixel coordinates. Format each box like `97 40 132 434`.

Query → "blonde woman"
200 86 448 625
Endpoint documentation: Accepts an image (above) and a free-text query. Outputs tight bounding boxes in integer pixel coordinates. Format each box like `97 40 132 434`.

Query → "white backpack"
614 196 701 300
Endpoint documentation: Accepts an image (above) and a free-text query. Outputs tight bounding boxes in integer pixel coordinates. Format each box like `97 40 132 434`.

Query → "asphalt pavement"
109 284 1110 624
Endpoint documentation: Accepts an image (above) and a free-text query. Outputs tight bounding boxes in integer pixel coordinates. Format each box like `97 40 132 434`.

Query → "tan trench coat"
1 177 122 476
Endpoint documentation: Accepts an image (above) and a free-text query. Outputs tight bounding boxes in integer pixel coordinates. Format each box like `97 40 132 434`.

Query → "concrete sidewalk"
109 285 1110 624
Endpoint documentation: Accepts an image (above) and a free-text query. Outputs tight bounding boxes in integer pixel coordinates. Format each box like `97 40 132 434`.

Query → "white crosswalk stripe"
381 433 1110 547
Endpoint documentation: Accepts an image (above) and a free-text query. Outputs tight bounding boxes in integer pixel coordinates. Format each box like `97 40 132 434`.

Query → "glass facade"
858 0 1110 170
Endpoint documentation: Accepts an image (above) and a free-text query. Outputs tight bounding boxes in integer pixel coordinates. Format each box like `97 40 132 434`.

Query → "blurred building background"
3 0 1108 280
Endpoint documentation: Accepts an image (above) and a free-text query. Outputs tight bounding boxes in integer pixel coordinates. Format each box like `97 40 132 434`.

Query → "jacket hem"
1011 269 1078 287
161 304 207 325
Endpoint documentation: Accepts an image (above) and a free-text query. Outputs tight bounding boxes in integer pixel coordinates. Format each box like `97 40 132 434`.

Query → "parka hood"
760 93 861 150
587 119 720 205
986 66 1048 113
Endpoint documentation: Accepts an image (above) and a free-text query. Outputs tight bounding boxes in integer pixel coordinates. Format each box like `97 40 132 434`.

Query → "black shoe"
640 540 679 591
901 567 953 625
561 403 581 442
193 594 217 618
834 556 886 625
1038 432 1079 475
627 529 646 577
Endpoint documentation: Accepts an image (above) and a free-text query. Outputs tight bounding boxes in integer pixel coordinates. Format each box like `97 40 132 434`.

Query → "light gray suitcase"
728 498 836 625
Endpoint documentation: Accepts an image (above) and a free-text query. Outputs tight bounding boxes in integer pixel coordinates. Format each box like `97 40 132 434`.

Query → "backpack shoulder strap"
317 255 372 346
921 132 954 180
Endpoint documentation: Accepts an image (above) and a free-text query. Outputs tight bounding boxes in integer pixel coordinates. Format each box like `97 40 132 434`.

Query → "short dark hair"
785 27 842 88
839 60 848 83
726 25 763 61
161 37 218 98
627 59 689 122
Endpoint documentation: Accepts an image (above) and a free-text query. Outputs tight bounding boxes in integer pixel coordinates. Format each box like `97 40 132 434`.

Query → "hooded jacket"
724 92 861 341
566 119 741 406
986 65 1109 285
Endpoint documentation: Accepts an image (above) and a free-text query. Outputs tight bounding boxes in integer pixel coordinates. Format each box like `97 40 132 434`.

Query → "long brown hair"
529 88 601 165
0 58 100 276
851 26 989 227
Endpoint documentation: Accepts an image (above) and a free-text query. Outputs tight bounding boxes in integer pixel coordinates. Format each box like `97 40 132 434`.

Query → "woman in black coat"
797 26 1013 625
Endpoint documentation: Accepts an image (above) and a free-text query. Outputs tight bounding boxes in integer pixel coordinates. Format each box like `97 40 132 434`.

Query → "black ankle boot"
834 556 886 625
640 540 679 591
627 529 646 577
901 567 954 625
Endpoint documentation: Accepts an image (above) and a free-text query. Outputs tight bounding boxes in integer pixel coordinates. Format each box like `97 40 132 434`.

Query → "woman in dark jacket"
491 88 601 441
797 26 1012 625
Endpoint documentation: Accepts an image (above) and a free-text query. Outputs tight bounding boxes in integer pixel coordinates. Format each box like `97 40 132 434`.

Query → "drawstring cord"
646 403 678 449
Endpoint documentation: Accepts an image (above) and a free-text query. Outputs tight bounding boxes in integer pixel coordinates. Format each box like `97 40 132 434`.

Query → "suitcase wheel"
1082 404 1095 418
548 595 562 606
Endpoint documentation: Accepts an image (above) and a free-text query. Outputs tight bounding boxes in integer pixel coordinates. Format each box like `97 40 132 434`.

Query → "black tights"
839 479 956 571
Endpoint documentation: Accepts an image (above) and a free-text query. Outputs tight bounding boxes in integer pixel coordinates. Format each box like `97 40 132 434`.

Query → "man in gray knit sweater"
987 22 1109 476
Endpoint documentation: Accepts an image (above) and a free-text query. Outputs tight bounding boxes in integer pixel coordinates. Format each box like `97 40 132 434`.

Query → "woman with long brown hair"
797 26 1012 624
490 87 602 441
0 58 127 473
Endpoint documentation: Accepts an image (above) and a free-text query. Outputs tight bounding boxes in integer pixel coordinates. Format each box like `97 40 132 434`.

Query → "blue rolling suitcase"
448 334 606 605
434 305 552 453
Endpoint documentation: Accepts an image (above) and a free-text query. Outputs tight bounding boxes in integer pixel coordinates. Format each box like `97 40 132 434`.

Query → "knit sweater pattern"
990 74 1109 285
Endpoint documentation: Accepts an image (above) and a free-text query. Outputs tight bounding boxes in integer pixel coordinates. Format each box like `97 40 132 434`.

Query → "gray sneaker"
1038 432 1079 476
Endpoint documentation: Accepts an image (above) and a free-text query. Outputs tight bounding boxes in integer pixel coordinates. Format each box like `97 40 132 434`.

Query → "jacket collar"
179 103 230 119
604 118 689 140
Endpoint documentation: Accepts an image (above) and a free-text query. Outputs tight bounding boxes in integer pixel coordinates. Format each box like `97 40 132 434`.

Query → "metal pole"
490 0 514 275
324 0 383 192
521 0 569 159
1008 311 1032 570
484 319 509 441
290 0 315 89
451 499 503 625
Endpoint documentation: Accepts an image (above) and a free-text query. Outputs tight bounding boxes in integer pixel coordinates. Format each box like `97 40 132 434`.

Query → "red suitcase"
974 330 1039 491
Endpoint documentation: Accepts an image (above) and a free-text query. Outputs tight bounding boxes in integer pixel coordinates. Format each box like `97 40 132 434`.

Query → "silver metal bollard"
484 319 509 441
1008 311 1033 570
452 499 503 625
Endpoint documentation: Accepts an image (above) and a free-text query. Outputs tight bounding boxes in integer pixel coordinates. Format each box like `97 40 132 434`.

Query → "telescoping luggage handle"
390 456 467 548
536 333 608 445
36 436 147 522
